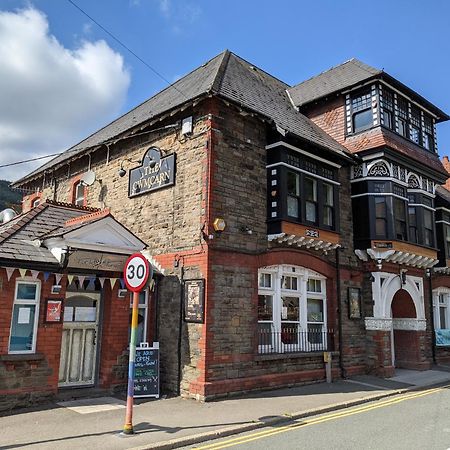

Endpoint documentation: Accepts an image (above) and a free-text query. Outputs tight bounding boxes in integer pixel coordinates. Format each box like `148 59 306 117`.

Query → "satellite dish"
80 170 96 186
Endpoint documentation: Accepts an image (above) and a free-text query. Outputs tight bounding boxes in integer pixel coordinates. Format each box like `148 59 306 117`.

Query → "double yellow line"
195 384 449 449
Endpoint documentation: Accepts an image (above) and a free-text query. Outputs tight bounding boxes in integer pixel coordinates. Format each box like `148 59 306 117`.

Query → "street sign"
123 253 150 292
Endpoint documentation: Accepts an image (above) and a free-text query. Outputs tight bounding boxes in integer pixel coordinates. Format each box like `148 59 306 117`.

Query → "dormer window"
397 97 409 138
351 90 373 132
423 115 434 151
381 88 394 130
410 106 421 145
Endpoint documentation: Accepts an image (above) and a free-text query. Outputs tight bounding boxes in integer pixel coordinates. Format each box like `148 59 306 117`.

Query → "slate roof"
14 51 352 186
435 185 450 205
287 58 449 121
288 59 381 107
0 201 98 266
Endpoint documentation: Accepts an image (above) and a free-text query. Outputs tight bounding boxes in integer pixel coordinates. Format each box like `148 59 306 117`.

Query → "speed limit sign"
124 253 151 292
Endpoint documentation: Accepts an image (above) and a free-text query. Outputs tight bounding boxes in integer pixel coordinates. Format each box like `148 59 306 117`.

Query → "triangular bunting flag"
19 268 27 278
77 275 86 289
99 277 106 288
119 278 125 289
43 271 51 282
87 277 96 290
110 278 118 289
30 270 40 280
5 267 15 281
67 274 74 285
55 273 63 285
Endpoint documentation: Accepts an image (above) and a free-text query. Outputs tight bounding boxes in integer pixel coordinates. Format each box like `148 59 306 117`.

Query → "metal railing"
258 327 335 354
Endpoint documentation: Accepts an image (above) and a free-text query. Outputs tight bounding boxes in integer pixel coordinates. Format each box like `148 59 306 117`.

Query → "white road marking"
56 396 126 414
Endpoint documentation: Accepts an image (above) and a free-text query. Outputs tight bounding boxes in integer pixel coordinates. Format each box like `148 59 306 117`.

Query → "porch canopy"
0 200 147 273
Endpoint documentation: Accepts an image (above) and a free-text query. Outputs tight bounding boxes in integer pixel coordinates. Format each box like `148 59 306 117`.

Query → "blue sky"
1 0 450 180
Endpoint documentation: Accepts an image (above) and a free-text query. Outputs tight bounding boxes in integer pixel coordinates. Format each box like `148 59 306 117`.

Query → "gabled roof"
0 201 146 266
14 50 352 186
287 58 449 121
0 201 93 265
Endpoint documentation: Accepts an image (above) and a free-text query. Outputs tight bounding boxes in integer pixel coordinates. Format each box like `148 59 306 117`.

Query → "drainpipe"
428 270 437 365
336 248 345 378
176 263 185 395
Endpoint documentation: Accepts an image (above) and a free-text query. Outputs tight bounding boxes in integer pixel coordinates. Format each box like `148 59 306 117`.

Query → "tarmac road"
188 384 450 450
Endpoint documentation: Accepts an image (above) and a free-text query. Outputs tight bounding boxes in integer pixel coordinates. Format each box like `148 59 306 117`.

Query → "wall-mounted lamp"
399 269 408 285
426 268 433 278
239 225 253 235
118 158 139 178
213 218 226 233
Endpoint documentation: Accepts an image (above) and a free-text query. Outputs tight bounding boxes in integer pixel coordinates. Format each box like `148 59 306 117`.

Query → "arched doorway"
391 289 419 369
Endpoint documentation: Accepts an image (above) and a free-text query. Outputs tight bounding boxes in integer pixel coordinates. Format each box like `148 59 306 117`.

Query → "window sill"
255 351 339 362
0 353 45 362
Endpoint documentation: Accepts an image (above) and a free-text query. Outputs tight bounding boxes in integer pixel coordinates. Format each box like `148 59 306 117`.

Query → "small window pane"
307 324 323 344
410 126 420 144
307 299 324 322
281 323 298 344
282 276 298 291
307 279 322 293
287 171 300 196
323 183 333 206
306 202 317 222
281 296 299 321
287 196 299 218
440 306 447 329
353 109 373 132
258 323 273 346
258 295 273 321
259 273 272 289
16 283 37 301
9 305 36 351
305 178 317 201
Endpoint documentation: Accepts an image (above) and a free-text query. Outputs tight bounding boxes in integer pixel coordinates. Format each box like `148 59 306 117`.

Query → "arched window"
73 180 86 206
257 265 328 354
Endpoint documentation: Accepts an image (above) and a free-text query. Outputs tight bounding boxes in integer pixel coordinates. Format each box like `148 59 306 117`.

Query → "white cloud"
0 7 130 182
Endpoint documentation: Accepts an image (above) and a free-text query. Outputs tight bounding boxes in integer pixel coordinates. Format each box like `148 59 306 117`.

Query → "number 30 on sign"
124 253 151 292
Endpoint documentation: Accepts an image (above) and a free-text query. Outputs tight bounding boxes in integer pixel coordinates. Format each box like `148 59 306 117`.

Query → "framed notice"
45 299 63 323
183 279 205 323
348 287 362 319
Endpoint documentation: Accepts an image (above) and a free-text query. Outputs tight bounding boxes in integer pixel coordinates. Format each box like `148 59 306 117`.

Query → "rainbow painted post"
123 290 139 434
122 253 150 435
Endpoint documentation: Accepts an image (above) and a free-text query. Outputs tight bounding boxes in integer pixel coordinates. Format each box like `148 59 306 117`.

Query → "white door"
58 292 100 387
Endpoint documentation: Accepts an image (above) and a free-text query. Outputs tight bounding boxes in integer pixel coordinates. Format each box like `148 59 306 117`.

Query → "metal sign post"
122 253 150 435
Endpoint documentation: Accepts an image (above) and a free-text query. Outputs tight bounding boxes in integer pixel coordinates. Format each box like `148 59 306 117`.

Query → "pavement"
1 367 450 450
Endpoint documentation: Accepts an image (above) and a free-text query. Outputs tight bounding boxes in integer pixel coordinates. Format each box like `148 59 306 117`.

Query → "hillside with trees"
0 180 22 212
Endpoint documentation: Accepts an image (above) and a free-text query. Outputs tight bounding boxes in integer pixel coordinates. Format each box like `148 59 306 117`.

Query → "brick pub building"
1 51 449 410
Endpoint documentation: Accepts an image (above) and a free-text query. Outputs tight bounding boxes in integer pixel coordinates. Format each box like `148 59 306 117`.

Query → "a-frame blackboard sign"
134 342 160 398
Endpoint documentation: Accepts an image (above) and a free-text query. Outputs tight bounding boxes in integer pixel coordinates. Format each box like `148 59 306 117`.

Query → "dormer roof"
288 58 449 122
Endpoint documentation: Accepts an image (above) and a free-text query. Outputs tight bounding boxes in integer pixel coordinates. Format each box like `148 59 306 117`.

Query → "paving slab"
2 371 450 450
388 368 450 387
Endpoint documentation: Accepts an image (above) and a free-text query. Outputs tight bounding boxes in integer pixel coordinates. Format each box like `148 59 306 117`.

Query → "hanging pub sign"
128 146 176 198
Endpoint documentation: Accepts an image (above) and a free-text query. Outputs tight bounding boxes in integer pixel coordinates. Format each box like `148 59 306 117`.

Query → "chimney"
442 156 450 191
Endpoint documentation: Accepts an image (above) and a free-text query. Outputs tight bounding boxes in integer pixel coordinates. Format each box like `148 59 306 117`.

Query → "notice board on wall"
134 343 160 398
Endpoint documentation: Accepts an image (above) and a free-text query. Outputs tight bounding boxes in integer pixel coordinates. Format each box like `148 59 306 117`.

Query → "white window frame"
129 289 149 346
433 288 450 330
257 265 327 353
74 181 85 206
8 278 41 354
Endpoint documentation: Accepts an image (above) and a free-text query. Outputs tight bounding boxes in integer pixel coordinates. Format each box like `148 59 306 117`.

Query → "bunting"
5 267 15 281
1 267 140 292
55 273 63 285
30 270 40 280
77 275 86 289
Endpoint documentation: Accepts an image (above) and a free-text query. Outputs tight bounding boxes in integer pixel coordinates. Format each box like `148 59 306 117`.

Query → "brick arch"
257 249 336 279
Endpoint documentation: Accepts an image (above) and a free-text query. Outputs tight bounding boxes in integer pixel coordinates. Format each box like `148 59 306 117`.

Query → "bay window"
408 206 418 243
381 88 394 130
257 265 328 353
323 183 334 227
374 197 387 238
410 106 421 145
423 209 434 247
397 97 409 138
287 171 300 218
393 198 407 241
9 280 41 353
